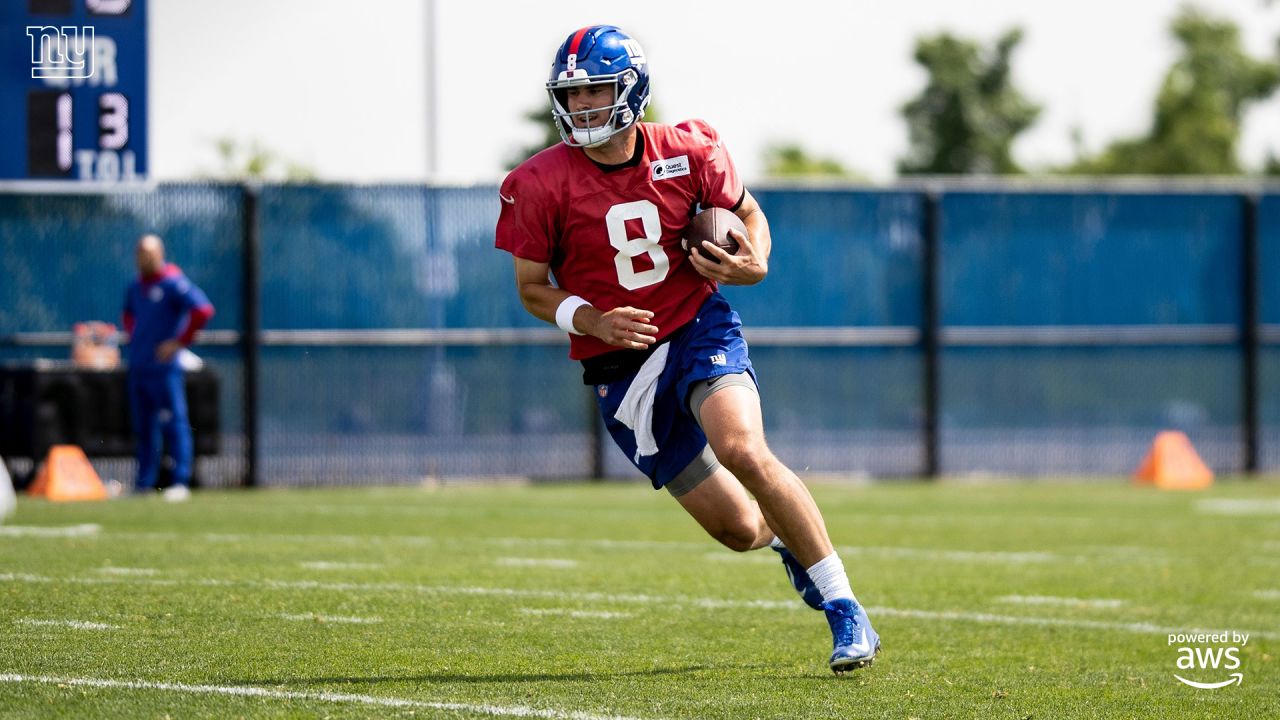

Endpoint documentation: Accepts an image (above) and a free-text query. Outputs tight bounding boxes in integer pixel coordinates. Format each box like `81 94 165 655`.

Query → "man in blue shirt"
122 235 215 501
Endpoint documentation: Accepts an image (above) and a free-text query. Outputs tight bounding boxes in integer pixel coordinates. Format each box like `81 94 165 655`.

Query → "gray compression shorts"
664 372 760 498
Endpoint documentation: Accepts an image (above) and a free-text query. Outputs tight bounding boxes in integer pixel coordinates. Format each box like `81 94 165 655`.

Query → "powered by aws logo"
1168 630 1248 689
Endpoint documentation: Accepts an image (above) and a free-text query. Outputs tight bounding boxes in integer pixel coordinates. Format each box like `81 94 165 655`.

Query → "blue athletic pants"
127 368 192 490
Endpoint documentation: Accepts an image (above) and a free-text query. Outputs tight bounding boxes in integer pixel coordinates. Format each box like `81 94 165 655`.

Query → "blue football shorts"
589 292 757 492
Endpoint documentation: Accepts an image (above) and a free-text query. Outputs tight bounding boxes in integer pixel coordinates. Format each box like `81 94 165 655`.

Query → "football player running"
495 25 879 673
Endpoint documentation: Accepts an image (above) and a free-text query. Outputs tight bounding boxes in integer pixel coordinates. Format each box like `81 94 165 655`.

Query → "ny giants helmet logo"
619 39 646 65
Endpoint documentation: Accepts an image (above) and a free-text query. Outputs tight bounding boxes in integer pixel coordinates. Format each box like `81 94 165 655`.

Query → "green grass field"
1 479 1278 719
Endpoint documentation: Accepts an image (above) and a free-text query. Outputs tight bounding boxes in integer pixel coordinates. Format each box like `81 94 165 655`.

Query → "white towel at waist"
612 343 671 463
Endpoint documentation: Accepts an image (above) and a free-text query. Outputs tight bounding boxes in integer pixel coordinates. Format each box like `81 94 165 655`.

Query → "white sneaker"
162 485 191 503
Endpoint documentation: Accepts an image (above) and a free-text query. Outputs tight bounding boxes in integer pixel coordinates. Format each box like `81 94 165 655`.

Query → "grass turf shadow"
233 665 762 685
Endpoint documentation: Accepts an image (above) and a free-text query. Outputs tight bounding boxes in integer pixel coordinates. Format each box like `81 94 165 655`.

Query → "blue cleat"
823 598 880 674
772 546 824 610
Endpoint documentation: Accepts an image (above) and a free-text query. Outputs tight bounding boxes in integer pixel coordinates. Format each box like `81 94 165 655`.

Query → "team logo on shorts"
709 353 727 366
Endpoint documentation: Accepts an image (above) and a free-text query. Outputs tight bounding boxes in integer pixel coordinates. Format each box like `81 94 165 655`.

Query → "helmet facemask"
547 69 647 148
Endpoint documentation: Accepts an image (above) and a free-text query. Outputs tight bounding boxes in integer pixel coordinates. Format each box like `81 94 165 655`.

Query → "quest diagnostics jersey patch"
651 155 691 181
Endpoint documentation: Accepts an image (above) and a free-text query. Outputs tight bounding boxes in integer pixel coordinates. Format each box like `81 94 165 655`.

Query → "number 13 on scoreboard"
28 90 133 179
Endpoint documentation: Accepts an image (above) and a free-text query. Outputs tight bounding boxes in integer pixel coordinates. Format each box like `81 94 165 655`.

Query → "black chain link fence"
1 182 1276 485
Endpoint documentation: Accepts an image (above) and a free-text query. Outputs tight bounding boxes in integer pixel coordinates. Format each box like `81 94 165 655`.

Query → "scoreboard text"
1 0 147 182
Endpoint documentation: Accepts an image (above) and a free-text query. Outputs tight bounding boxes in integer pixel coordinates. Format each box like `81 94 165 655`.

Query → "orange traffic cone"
27 446 108 501
1132 431 1214 490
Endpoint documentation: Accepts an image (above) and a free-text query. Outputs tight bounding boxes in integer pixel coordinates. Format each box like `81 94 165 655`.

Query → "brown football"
682 207 746 264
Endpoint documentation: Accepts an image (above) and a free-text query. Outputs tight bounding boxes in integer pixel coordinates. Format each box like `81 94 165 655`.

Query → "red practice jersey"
495 119 745 360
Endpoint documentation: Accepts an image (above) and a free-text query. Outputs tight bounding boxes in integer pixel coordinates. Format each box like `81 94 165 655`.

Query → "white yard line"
0 524 100 538
109 530 707 552
2 571 1273 640
1 572 186 587
277 613 383 624
96 567 160 576
1254 590 1280 600
0 573 50 582
703 553 775 564
996 595 1127 609
299 561 384 571
519 608 631 620
1196 499 1280 516
15 619 118 630
869 607 1244 638
0 674 653 720
100 530 1179 565
838 545 1059 564
709 546 1086 565
690 597 798 610
496 558 579 569
1073 544 1171 558
487 537 704 552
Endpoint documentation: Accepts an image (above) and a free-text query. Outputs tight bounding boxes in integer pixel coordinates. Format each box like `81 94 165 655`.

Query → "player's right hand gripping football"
590 307 658 350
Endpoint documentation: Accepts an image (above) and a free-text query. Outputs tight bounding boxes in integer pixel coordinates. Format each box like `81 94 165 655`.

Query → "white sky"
150 0 1280 183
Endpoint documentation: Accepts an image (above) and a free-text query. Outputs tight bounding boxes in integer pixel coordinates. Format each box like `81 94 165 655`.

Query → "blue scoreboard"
0 0 147 181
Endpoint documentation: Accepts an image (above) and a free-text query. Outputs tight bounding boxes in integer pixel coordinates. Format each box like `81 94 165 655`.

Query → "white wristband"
555 295 592 335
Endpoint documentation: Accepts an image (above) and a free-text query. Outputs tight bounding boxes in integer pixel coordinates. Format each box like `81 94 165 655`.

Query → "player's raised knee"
712 519 761 552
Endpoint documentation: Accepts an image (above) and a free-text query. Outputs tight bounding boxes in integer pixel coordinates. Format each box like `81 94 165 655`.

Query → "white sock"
769 536 786 550
806 552 855 604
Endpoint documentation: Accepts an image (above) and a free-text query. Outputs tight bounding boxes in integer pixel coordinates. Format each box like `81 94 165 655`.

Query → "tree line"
514 6 1280 178
897 6 1278 177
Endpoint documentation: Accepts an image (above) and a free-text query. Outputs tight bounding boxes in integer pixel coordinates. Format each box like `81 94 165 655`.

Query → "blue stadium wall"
1 183 1276 484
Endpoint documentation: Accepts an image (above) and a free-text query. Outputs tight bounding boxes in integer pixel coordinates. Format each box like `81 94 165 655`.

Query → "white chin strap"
571 125 617 147
550 87 637 148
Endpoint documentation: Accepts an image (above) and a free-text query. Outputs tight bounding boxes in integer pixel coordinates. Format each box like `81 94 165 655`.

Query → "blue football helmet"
546 25 651 148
